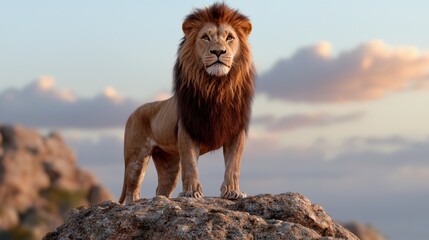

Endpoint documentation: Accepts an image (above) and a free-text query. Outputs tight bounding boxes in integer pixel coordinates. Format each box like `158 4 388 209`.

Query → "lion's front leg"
221 129 247 200
177 123 204 198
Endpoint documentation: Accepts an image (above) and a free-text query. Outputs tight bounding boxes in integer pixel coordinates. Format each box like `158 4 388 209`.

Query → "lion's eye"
226 35 234 41
201 35 210 41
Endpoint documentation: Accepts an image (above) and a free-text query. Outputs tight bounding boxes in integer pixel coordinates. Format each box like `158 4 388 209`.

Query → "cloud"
237 134 429 204
240 135 429 238
153 92 172 101
344 135 412 149
0 77 140 129
258 40 429 103
252 111 365 131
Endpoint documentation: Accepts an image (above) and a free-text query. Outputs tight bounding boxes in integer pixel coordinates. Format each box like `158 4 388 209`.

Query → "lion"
119 3 255 205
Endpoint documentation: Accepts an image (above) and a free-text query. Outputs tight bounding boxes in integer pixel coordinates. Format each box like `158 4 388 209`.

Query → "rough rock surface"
0 124 114 239
44 193 358 240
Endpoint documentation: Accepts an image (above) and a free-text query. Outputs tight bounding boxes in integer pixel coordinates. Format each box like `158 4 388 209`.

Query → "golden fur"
119 3 254 204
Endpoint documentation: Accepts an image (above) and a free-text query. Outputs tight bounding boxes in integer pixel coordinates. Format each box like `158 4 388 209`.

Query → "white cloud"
258 40 429 103
153 92 172 101
36 76 56 91
102 86 123 102
0 77 140 129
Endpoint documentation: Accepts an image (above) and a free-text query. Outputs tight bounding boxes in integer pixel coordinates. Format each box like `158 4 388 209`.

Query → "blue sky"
3 0 429 97
1 1 429 239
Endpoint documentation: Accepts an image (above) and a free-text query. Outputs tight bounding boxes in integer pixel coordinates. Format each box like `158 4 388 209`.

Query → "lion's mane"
173 3 255 149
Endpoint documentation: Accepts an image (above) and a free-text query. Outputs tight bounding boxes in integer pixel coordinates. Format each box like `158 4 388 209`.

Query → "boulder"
44 193 358 240
0 124 114 239
344 222 386 240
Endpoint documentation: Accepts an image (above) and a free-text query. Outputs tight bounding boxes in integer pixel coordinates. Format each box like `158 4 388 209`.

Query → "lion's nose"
210 49 226 57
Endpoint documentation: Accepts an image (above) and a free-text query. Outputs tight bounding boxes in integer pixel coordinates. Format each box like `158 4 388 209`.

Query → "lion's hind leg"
153 149 180 198
119 105 155 205
121 152 150 205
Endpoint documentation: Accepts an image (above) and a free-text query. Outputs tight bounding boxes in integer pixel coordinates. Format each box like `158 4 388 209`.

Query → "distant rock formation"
344 222 386 240
44 193 358 240
0 124 114 239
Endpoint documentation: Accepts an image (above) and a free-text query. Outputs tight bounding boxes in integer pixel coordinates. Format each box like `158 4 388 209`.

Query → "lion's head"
175 3 254 101
180 3 252 77
173 3 255 149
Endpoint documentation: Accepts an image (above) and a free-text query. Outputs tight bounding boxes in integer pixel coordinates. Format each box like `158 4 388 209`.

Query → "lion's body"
119 3 254 204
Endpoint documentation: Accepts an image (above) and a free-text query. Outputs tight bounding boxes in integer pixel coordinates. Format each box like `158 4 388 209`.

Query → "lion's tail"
118 167 127 204
119 111 135 205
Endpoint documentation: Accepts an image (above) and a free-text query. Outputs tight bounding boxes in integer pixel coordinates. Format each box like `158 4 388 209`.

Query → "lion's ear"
241 21 252 36
182 19 195 36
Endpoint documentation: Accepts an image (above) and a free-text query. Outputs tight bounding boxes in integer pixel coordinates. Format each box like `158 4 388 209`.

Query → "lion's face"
178 3 253 96
195 23 240 76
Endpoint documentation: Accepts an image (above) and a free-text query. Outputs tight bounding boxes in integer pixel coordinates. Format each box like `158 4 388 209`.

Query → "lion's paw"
221 190 247 200
178 191 204 198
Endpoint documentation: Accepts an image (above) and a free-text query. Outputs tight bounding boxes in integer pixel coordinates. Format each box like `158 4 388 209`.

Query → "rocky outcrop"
44 193 358 240
344 222 386 240
0 124 114 239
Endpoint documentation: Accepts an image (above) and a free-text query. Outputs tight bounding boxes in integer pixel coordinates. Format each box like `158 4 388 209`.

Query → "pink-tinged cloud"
258 40 429 103
0 77 140 129
252 111 365 132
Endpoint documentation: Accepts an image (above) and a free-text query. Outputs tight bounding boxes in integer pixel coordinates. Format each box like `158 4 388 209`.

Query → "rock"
0 124 114 239
44 193 358 240
0 125 51 212
0 208 19 230
88 185 115 205
344 222 386 240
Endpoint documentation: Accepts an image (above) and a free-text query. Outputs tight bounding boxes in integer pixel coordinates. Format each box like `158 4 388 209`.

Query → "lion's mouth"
207 60 230 68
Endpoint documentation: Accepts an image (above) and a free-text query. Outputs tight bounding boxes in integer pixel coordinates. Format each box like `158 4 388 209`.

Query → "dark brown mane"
173 3 255 149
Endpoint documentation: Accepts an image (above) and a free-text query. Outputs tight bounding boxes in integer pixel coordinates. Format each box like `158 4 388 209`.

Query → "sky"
1 1 429 239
